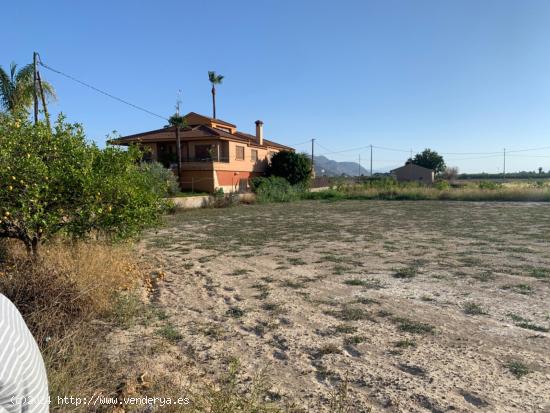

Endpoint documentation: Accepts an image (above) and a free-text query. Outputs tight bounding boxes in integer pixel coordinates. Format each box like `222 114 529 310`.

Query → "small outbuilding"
390 162 434 184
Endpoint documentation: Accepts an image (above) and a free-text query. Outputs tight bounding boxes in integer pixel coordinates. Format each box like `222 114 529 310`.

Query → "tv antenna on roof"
175 89 183 115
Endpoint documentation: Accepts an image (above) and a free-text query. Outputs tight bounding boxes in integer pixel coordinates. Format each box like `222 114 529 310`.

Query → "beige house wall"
133 133 284 193
158 139 283 193
221 141 273 172
392 164 435 184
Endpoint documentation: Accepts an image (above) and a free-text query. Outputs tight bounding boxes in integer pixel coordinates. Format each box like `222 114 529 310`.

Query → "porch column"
151 143 158 161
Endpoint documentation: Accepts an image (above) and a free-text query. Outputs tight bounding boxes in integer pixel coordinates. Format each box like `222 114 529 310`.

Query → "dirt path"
133 200 550 412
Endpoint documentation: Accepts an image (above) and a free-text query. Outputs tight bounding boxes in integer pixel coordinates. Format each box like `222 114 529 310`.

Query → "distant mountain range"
313 155 391 176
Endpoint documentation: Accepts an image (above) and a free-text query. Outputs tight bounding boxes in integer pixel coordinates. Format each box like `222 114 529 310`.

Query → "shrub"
435 180 450 190
362 176 398 189
393 317 435 334
267 151 311 185
463 302 487 315
477 181 501 190
442 166 459 181
505 361 530 378
0 114 169 255
251 176 303 203
138 161 180 196
393 266 418 279
211 192 239 208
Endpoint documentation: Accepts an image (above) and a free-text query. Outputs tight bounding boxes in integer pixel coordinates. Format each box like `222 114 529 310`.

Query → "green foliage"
462 302 487 315
208 71 224 85
158 151 177 168
166 113 186 127
156 323 183 343
267 151 312 185
435 180 450 190
0 114 168 254
459 171 550 180
210 188 239 208
138 162 179 197
250 176 303 203
392 317 435 334
409 148 446 174
303 183 550 202
0 62 55 114
505 361 530 379
477 181 501 190
361 176 398 189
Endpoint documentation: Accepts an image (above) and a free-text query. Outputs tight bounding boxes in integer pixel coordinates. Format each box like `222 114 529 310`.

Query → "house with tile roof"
110 112 294 193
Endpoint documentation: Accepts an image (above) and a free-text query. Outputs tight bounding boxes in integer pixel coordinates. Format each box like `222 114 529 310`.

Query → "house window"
194 144 213 161
236 146 245 160
251 149 258 162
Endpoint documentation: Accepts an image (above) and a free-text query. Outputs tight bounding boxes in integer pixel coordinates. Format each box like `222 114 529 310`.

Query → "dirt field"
117 200 550 412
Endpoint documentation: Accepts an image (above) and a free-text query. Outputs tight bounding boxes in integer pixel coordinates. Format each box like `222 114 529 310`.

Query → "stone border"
168 193 255 209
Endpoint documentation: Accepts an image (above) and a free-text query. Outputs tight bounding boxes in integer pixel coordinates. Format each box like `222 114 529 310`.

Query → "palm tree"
208 71 224 119
166 112 187 178
0 62 55 114
167 113 186 127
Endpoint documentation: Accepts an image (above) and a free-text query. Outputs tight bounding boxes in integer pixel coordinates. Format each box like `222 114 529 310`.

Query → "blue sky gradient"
3 0 550 172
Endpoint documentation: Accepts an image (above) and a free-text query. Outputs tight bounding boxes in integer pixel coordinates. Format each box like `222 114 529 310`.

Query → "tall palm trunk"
211 85 216 118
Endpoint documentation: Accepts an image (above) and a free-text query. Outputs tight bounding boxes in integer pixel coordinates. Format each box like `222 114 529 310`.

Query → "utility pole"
174 92 183 184
33 52 39 124
311 138 315 176
36 69 50 130
503 148 506 180
370 144 373 176
358 154 361 178
175 125 182 182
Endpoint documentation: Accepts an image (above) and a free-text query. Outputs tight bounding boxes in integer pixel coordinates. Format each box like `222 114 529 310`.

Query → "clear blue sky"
3 0 550 173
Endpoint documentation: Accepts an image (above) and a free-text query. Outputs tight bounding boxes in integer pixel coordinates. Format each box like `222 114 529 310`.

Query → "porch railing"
182 155 230 163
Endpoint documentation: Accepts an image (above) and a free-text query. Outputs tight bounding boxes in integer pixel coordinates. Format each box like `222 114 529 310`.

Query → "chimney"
255 120 264 146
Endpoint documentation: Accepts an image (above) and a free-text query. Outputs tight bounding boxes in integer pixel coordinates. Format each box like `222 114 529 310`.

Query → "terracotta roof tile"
110 115 293 150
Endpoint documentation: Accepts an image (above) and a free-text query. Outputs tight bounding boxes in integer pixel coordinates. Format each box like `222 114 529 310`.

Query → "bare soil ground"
115 200 550 412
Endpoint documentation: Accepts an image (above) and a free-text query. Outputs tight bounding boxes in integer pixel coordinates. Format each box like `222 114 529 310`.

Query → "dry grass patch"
0 240 148 411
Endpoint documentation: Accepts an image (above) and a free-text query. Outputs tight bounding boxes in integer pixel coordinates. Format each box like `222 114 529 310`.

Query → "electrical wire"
372 145 411 153
35 58 550 160
287 139 312 147
38 58 169 121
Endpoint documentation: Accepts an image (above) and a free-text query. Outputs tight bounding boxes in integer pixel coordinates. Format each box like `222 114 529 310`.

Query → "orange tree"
0 113 168 255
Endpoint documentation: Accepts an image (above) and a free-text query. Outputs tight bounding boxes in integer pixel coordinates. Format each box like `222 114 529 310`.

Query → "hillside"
314 155 370 176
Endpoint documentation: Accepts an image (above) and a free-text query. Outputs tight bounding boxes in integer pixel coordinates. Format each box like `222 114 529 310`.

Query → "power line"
441 154 503 161
372 145 410 153
507 154 550 158
319 141 550 159
317 145 371 155
440 150 503 155
38 59 169 121
34 57 550 162
507 145 550 153
316 141 335 153
287 139 314 147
